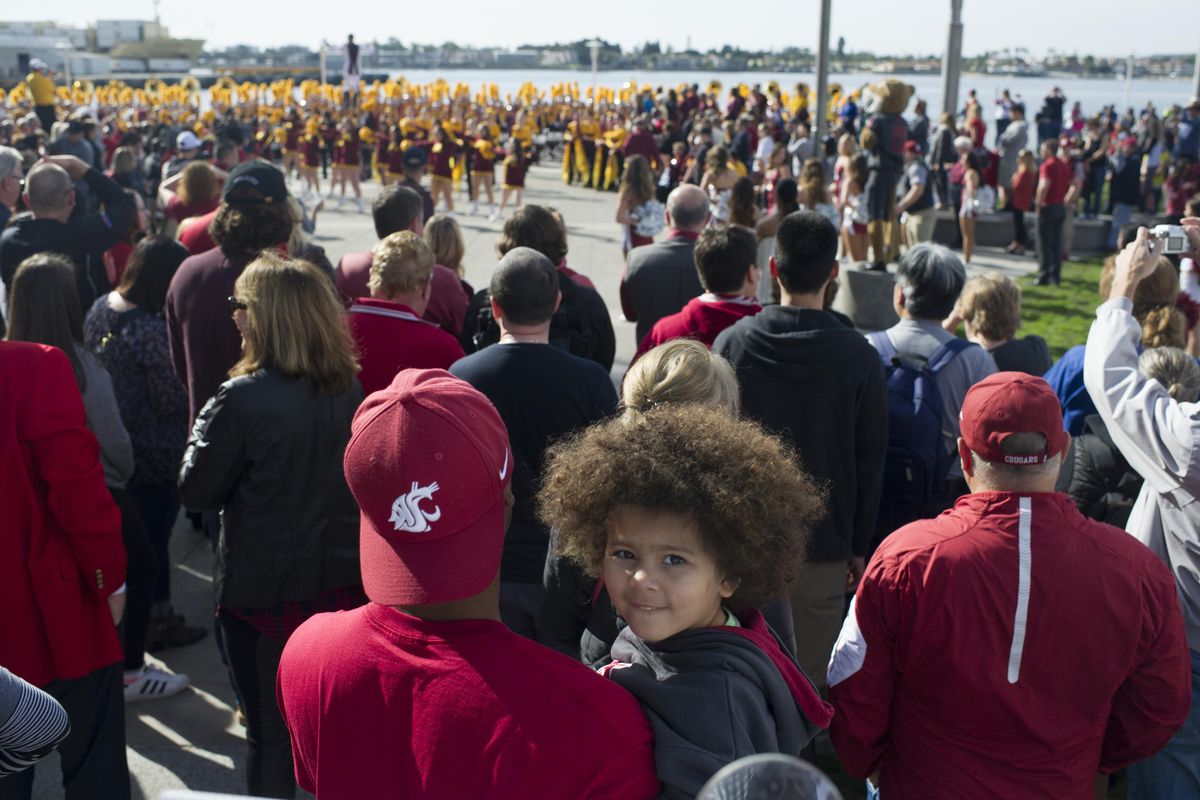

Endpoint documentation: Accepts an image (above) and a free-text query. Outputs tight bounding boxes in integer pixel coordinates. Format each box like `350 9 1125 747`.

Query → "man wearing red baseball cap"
827 372 1190 799
275 369 658 799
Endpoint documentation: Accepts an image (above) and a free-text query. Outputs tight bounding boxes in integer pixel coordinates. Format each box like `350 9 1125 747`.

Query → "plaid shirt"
222 585 368 642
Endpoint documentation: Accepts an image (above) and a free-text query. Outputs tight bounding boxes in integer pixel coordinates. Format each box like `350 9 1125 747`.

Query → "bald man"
0 154 134 314
620 183 710 345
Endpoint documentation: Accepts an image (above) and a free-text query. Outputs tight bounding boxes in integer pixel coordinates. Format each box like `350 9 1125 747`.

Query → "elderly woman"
1083 222 1200 800
944 273 1051 375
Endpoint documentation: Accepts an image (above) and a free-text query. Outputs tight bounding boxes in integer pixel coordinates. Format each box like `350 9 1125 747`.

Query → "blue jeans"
1109 202 1135 249
1128 649 1200 799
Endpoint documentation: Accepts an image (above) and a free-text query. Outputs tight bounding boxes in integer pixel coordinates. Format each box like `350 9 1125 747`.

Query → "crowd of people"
2 61 1200 800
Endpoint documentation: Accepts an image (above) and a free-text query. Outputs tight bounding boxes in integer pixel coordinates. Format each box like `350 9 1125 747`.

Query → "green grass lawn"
1016 256 1108 360
815 255 1127 799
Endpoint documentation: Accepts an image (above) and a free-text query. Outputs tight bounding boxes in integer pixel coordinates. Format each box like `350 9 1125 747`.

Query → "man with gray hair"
867 244 996 511
0 146 23 230
0 154 134 316
451 246 618 639
620 183 709 347
829 372 1190 798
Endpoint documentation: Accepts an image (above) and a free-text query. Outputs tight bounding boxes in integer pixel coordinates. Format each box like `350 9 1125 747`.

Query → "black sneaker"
146 615 208 652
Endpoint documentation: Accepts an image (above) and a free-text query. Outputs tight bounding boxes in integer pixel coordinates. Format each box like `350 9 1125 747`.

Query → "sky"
9 0 1199 58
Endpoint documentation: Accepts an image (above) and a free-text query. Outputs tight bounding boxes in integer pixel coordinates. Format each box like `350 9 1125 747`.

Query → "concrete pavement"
29 161 1043 799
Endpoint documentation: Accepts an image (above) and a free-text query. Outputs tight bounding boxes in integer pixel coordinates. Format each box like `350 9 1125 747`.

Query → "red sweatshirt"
634 294 761 362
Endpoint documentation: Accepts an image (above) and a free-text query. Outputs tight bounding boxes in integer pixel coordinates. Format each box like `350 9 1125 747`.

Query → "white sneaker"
488 210 500 222
355 198 365 213
336 196 345 209
124 665 189 702
469 202 479 215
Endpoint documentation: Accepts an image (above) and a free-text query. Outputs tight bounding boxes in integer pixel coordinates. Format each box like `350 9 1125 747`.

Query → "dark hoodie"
602 609 834 800
713 305 888 562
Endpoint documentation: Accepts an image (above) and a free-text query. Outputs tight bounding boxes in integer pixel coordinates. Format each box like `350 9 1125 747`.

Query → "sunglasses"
227 296 248 314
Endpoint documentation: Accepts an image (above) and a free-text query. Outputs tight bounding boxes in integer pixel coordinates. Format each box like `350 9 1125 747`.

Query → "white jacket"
1085 297 1200 652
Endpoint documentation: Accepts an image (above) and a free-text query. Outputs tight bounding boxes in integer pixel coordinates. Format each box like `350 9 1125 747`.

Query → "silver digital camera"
1149 225 1191 255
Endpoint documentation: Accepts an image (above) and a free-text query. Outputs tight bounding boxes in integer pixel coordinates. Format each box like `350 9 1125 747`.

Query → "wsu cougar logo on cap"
390 481 442 533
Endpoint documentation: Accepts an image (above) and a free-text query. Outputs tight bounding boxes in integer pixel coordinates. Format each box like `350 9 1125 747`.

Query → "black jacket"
178 369 363 608
460 270 616 372
1057 414 1143 529
714 306 888 561
603 609 832 800
0 168 135 314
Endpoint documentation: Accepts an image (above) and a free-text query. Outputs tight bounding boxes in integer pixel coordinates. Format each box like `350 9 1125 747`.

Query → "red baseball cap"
344 369 511 606
959 372 1069 466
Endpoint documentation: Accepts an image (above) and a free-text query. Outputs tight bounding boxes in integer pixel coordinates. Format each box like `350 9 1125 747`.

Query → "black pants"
34 105 55 133
219 613 294 798
865 170 898 221
0 663 129 800
1037 204 1066 283
129 480 180 607
1012 207 1029 247
111 487 154 671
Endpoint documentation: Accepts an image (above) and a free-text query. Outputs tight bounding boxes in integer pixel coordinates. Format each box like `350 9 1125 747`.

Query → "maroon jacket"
0 342 126 686
829 491 1190 799
335 251 469 337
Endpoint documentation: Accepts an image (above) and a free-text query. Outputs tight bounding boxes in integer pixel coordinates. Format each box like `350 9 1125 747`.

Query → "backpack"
868 332 972 528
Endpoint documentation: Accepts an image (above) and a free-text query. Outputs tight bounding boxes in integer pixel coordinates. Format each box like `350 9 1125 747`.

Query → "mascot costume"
859 79 914 270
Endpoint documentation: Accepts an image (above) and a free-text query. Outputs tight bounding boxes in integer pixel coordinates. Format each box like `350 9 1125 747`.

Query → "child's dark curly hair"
538 404 825 611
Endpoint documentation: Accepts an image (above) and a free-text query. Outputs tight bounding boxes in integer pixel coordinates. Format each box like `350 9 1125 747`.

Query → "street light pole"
1192 43 1199 101
814 0 832 143
586 40 601 109
939 0 963 117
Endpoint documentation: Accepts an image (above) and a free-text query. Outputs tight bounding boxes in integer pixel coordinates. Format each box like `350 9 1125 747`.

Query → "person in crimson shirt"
276 369 658 799
1034 138 1074 286
0 341 129 797
165 160 295 425
622 116 662 170
828 372 1190 800
347 232 464 396
634 224 760 362
335 185 468 337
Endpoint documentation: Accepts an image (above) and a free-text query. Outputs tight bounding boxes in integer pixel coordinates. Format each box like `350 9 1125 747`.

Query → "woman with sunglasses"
179 253 364 798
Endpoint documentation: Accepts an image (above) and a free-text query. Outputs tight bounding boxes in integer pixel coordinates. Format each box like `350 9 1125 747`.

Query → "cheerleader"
428 124 460 214
329 118 364 212
298 126 323 200
280 109 302 180
498 140 528 219
469 125 498 218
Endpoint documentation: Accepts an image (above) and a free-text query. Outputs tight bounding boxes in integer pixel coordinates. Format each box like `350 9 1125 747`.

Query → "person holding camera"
1084 219 1200 799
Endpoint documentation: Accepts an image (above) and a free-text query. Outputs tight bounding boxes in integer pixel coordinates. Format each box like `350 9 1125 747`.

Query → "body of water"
384 68 1195 138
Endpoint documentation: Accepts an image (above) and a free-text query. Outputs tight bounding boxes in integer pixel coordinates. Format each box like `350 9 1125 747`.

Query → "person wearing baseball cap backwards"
165 160 295 426
828 371 1190 799
277 369 658 799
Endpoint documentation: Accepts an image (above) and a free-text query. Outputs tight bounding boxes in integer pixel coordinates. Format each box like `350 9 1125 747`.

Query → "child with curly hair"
539 404 834 799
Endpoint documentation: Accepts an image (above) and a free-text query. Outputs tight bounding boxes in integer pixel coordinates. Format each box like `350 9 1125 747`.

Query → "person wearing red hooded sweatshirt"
827 372 1191 800
634 224 760 363
0 341 129 798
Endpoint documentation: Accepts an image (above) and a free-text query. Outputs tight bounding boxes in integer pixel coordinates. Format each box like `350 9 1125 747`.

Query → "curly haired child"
539 404 833 799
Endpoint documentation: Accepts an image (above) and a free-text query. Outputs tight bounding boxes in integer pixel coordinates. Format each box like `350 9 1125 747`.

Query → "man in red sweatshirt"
828 372 1191 799
633 224 761 362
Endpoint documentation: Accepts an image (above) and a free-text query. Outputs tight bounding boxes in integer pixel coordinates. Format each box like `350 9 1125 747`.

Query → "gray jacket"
622 234 703 345
997 119 1028 188
77 346 134 489
1085 298 1200 652
603 610 832 799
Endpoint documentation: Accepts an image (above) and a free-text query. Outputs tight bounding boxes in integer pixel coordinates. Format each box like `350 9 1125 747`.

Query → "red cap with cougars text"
344 369 511 605
959 372 1069 466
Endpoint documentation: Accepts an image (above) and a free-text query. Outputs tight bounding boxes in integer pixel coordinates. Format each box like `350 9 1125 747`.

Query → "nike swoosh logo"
498 449 509 481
